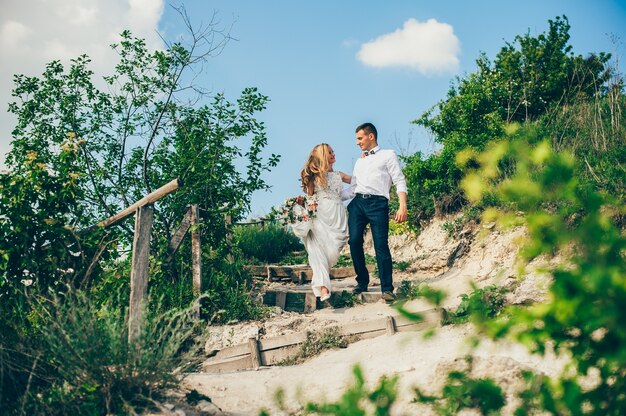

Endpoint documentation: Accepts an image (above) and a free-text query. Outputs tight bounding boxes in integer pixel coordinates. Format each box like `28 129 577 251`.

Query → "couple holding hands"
290 122 407 303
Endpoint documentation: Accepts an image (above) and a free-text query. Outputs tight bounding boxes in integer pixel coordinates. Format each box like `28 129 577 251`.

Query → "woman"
291 143 352 302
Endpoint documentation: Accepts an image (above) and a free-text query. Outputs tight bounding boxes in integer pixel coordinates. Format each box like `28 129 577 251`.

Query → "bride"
290 143 352 302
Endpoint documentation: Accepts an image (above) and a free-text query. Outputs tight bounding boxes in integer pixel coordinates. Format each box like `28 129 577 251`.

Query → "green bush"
303 365 399 415
444 285 506 325
234 222 303 264
13 288 207 415
414 357 505 416
278 327 350 366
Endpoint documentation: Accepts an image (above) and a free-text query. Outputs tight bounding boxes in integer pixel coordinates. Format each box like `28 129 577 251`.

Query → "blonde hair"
300 143 332 194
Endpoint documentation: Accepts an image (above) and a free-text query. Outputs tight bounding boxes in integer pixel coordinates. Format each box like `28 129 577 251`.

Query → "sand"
182 215 561 415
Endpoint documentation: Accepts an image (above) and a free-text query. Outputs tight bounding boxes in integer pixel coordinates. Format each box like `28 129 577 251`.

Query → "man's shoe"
352 286 368 295
381 291 396 302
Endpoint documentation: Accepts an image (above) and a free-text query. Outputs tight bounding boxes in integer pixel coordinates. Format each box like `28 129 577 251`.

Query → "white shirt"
342 146 407 200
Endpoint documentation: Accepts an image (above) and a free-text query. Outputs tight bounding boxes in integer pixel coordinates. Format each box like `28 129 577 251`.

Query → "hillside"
180 214 561 415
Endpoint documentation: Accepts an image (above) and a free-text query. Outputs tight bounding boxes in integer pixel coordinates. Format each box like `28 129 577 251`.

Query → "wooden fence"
92 178 205 343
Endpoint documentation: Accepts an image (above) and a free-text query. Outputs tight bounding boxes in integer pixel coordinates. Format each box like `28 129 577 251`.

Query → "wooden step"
246 264 376 282
202 308 444 373
263 287 382 313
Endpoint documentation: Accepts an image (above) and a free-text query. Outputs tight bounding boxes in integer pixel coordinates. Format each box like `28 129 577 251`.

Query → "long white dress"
290 172 349 297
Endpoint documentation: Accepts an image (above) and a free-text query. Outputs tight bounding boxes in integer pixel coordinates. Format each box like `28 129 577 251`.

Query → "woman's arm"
339 171 352 184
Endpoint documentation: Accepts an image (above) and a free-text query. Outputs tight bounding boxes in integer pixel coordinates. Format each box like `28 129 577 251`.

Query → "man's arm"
387 151 408 222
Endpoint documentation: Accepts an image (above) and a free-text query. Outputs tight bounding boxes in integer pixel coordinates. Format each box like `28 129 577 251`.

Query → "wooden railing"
92 178 204 343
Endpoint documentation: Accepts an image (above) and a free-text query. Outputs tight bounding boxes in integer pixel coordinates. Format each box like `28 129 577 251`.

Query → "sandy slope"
183 215 560 415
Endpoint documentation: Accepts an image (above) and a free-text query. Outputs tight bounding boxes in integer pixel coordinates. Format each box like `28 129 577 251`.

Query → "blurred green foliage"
458 129 626 414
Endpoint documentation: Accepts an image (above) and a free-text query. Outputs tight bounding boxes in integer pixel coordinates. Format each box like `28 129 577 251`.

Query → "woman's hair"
300 143 331 194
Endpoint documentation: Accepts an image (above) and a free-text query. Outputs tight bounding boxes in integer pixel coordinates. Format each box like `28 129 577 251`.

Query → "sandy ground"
182 215 560 415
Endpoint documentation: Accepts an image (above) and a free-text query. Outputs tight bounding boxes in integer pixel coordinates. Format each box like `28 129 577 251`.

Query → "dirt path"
183 216 557 415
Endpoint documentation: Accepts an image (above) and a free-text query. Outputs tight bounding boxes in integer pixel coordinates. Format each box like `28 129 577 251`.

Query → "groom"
347 122 408 302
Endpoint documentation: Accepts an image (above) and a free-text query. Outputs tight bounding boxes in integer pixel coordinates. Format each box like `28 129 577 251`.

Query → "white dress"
290 172 349 297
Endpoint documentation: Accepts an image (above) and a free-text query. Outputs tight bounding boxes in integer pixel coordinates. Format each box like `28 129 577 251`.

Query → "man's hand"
394 205 408 223
394 192 408 223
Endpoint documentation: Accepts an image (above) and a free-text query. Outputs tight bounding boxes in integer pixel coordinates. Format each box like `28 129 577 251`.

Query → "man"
347 122 408 302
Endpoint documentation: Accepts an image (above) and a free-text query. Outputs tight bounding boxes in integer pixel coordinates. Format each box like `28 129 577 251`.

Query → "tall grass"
11 288 208 415
234 222 303 264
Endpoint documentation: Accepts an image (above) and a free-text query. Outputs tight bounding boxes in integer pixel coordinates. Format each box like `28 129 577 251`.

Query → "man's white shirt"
341 146 407 201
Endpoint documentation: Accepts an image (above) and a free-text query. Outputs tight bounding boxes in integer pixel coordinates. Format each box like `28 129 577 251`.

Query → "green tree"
2 14 279 297
406 16 612 225
0 14 279 412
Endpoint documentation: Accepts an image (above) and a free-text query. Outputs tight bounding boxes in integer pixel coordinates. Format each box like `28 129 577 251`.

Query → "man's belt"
356 193 387 200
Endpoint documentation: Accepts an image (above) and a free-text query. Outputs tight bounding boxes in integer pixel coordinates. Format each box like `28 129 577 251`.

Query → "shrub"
278 327 350 366
15 287 207 415
303 365 399 415
414 357 505 416
444 285 506 325
234 222 303 264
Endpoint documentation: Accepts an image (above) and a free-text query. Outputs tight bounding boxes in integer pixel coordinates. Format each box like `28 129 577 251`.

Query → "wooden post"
248 337 261 369
304 292 317 313
128 205 154 344
190 204 202 295
275 291 287 310
224 212 233 263
386 315 396 336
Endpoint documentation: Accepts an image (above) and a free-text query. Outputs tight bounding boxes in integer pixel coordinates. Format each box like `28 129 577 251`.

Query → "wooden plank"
258 331 308 351
96 178 181 229
213 342 251 360
202 354 253 373
168 205 192 256
246 265 269 277
211 331 307 362
350 329 387 341
190 205 202 294
260 344 302 365
341 317 387 336
394 309 441 328
330 265 375 279
396 321 431 333
128 205 154 343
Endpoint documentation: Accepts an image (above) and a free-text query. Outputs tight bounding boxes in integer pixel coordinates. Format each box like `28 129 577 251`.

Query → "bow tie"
363 149 376 157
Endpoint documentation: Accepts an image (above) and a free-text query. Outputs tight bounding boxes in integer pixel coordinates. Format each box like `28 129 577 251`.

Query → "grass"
277 327 351 366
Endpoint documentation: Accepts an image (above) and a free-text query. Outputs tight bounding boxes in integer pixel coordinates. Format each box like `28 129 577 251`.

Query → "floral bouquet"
278 195 318 224
277 195 318 238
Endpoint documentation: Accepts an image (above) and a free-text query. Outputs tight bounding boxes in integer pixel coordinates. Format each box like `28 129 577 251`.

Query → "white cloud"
0 0 165 167
357 18 460 74
1 20 33 48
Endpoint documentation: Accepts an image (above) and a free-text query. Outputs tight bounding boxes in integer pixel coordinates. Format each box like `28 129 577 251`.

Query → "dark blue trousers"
347 194 393 293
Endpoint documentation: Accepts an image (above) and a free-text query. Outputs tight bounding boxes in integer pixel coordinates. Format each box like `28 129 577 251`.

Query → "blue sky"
2 0 625 217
